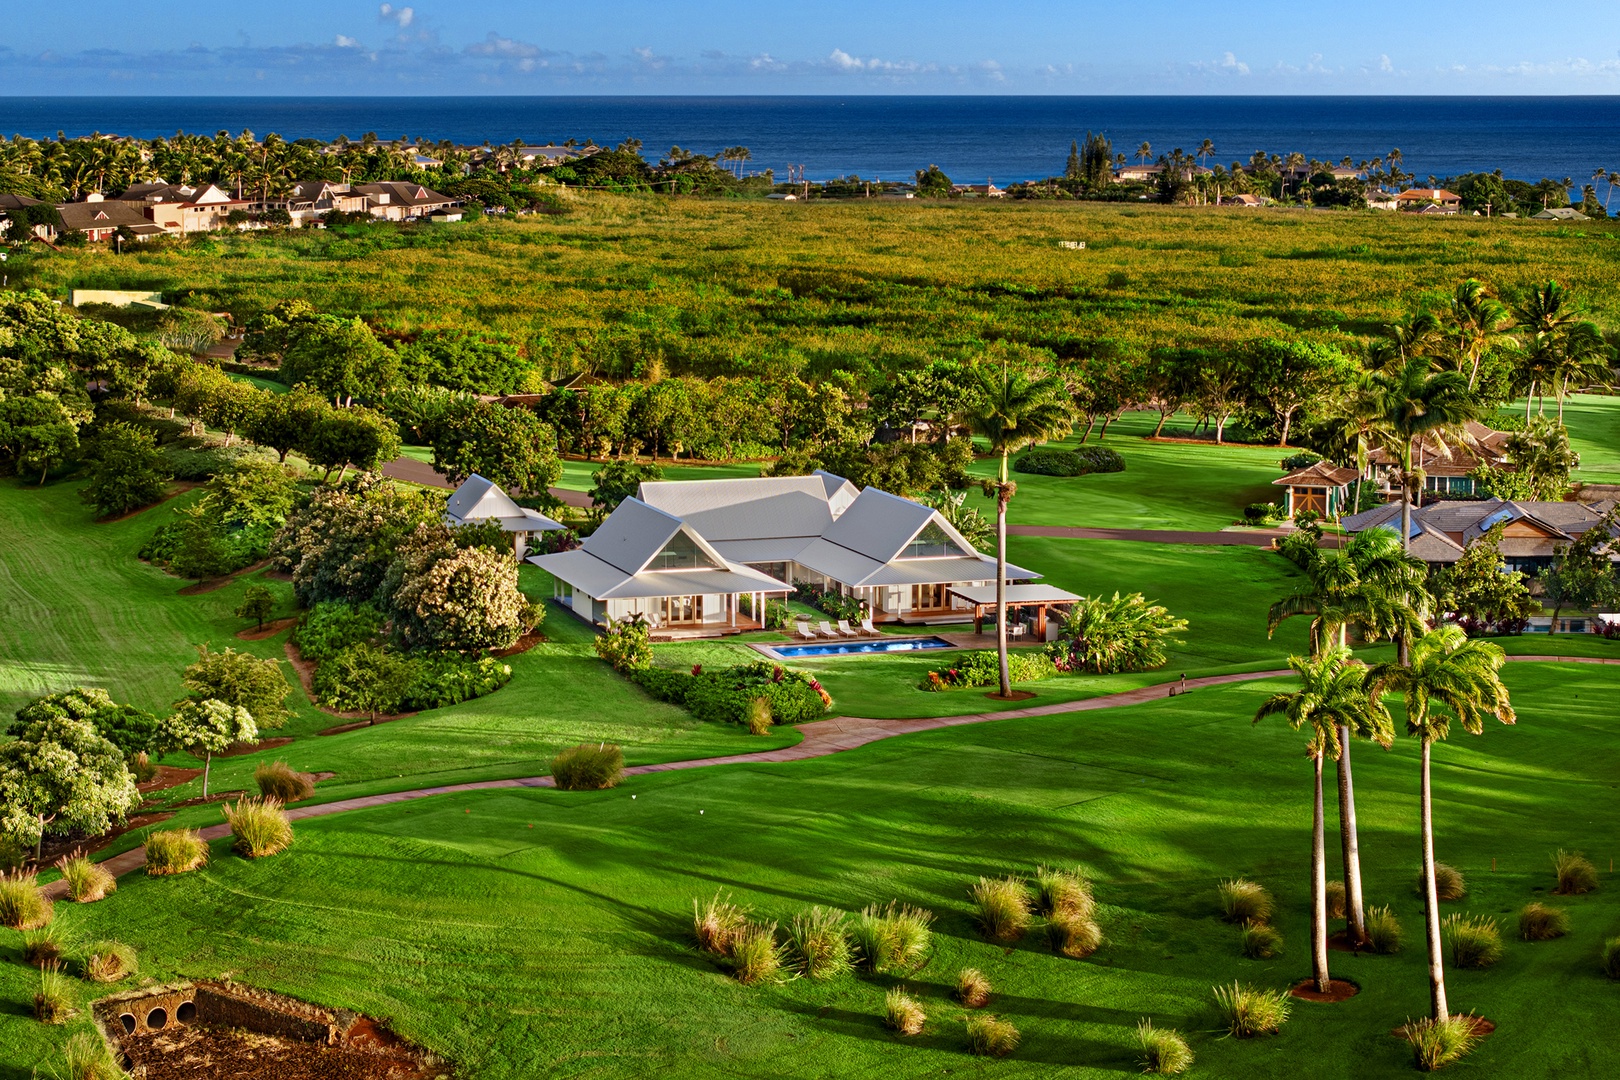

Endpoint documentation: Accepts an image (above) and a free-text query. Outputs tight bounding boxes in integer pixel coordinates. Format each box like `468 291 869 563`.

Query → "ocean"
1 96 1616 186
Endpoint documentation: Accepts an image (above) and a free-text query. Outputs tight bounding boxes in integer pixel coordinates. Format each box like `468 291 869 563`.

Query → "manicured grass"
1559 393 1620 484
7 661 1614 1077
553 456 766 496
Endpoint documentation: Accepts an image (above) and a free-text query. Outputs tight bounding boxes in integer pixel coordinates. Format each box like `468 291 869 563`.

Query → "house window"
649 531 720 571
911 583 947 610
659 595 703 623
900 522 967 559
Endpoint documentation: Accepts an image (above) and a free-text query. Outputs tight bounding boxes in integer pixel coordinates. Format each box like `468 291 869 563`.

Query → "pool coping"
748 635 965 661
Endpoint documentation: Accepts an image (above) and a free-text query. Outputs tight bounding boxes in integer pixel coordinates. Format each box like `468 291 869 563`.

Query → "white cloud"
379 4 414 28
464 32 541 59
335 35 358 48
1379 53 1394 73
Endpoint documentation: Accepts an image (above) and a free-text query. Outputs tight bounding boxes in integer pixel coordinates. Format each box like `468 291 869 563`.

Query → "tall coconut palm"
1254 648 1394 992
1269 528 1426 943
1366 357 1474 557
962 366 1074 697
1446 279 1514 391
1370 627 1514 1021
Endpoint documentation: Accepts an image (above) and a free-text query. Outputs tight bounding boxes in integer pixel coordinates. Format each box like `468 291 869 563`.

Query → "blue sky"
2 1 1618 95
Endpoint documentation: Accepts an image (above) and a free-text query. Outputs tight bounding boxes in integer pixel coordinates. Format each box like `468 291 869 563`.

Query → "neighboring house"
952 183 1004 198
1225 194 1263 207
1364 190 1400 211
445 475 564 561
1533 207 1590 222
55 197 165 242
355 182 457 220
251 181 370 226
1395 188 1462 213
114 182 246 232
0 192 41 235
1273 461 1362 519
1364 421 1514 498
533 472 1039 636
1343 498 1618 572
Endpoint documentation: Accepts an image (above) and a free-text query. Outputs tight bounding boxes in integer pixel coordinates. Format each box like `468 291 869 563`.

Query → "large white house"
532 472 1037 636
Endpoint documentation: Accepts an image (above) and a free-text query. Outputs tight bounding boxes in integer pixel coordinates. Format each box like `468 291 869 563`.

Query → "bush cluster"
223 797 294 858
0 874 53 930
551 743 625 791
312 647 513 713
1444 914 1503 969
1213 981 1290 1038
790 581 865 622
1405 1014 1481 1071
884 989 926 1036
593 618 652 672
55 854 116 903
926 649 1056 691
294 601 385 662
255 760 316 802
1135 1019 1194 1076
1013 446 1125 477
144 828 209 875
632 662 830 726
852 902 934 973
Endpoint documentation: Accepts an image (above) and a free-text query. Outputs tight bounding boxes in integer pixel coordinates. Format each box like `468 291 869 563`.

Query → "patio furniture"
817 621 840 638
859 617 879 636
835 620 860 638
1006 622 1026 641
796 621 818 641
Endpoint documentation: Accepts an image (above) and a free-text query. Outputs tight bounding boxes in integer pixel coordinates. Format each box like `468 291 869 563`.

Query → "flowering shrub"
594 618 652 672
925 650 1056 690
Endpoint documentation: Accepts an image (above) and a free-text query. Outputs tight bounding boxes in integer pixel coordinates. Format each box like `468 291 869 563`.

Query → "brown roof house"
1395 188 1462 213
55 197 166 242
1343 498 1618 572
113 182 246 233
355 182 456 221
1273 461 1363 519
250 181 370 227
1365 421 1514 498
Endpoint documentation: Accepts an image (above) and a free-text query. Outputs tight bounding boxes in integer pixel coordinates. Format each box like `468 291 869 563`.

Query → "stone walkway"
45 654 1615 896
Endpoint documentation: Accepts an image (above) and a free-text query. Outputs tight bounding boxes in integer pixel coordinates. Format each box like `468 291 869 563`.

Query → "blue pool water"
771 636 954 658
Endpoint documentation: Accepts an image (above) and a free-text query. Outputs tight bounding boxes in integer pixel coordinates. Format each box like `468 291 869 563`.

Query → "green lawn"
7 660 1614 1078
1560 393 1620 484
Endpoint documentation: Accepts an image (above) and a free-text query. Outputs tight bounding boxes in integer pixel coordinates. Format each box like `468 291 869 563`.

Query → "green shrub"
883 988 926 1036
1602 937 1620 979
1365 905 1403 953
965 1014 1020 1057
1276 529 1321 569
33 962 74 1024
1033 864 1093 918
730 922 785 985
679 662 830 726
1243 502 1284 525
144 828 209 875
692 892 748 957
851 902 933 973
222 797 294 858
888 904 934 969
22 922 67 968
1404 1014 1480 1071
970 876 1032 942
1046 592 1188 675
1419 863 1467 902
1013 446 1124 476
785 907 853 979
1552 849 1599 895
255 760 315 802
594 618 652 672
551 742 625 791
1241 921 1283 959
628 666 695 704
397 653 513 711
0 836 27 873
294 601 384 661
1135 1019 1194 1076
59 1030 126 1080
1218 879 1273 925
0 873 53 930
1213 981 1290 1037
1325 879 1346 920
955 967 991 1008
55 854 116 903
1048 908 1103 958
82 940 138 983
1444 914 1503 969
1279 450 1324 471
129 751 159 785
927 650 1056 690
1518 902 1569 941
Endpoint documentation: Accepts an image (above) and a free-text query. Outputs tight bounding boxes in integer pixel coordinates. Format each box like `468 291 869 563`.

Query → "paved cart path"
45 655 1617 896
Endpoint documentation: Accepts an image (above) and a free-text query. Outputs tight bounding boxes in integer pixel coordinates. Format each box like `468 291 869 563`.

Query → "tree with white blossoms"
156 699 257 798
384 527 533 652
0 714 140 862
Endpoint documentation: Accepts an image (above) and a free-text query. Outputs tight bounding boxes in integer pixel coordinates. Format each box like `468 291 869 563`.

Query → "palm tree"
1196 139 1215 169
1366 357 1474 556
1368 312 1444 373
1549 322 1614 422
962 366 1074 697
1370 628 1515 1021
1268 528 1425 944
1136 142 1152 166
1446 279 1514 391
1255 647 1393 992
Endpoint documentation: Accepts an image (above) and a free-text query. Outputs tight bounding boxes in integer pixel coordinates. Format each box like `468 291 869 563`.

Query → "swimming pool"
767 636 956 659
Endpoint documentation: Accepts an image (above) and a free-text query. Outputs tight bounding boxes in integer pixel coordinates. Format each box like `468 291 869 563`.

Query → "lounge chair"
835 619 860 638
817 621 840 638
795 621 818 642
859 616 879 636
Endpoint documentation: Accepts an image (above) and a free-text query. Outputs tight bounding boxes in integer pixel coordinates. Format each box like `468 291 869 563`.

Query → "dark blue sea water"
2 96 1616 185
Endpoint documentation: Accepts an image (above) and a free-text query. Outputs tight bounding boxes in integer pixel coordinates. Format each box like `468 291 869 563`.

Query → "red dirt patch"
263 569 294 581
492 630 545 657
216 737 294 759
237 617 298 641
139 766 203 795
1290 978 1360 1003
36 811 175 864
121 1023 438 1080
985 690 1039 702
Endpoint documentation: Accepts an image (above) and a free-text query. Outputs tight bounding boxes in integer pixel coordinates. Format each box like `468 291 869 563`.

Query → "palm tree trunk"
1312 748 1330 992
203 751 212 799
1337 723 1367 945
1420 737 1449 1021
995 453 1011 698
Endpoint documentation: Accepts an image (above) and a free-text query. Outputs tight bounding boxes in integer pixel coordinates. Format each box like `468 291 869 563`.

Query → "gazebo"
1273 461 1361 519
948 584 1082 640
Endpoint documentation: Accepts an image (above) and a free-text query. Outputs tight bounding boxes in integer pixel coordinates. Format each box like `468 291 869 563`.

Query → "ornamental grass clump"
60 1030 126 1080
883 988 926 1036
223 797 294 857
1217 879 1272 925
1048 907 1103 958
1602 937 1620 980
852 902 933 973
1135 1019 1194 1076
729 921 785 985
144 828 209 875
1552 849 1599 895
1364 905 1404 954
745 697 773 736
550 742 624 791
82 940 138 984
1240 921 1283 960
1404 1014 1481 1071
1420 863 1467 902
970 876 1032 943
22 922 67 968
1518 902 1570 941
692 892 748 957
954 968 992 1008
33 962 74 1024
1444 914 1503 969
1032 864 1093 919
1325 880 1346 920
255 760 315 802
965 1014 1020 1057
785 906 853 979
55 853 116 903
0 873 53 930
1212 982 1290 1038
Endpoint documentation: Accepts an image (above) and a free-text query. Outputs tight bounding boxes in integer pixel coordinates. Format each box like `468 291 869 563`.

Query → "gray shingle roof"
637 475 835 541
581 498 684 575
821 487 940 563
446 475 524 522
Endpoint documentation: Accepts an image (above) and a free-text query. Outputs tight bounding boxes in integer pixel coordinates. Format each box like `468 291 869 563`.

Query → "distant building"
952 182 1005 198
1343 498 1617 572
1395 188 1462 213
354 182 457 221
250 181 370 227
1273 461 1362 519
1225 194 1263 207
1364 190 1400 211
55 198 165 242
1364 421 1514 498
113 183 247 233
1533 207 1590 222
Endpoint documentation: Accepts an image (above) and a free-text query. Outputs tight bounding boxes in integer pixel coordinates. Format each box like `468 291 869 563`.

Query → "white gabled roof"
821 487 979 565
446 474 525 523
637 474 838 541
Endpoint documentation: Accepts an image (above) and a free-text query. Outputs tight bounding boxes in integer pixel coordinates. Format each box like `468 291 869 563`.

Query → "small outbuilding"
1273 461 1361 519
445 474 565 560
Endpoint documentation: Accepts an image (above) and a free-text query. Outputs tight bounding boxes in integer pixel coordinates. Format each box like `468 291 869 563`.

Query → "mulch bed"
36 811 175 864
95 482 202 524
492 631 546 657
985 690 1038 702
217 737 294 759
1290 978 1360 1003
237 617 298 641
120 1025 438 1080
140 766 204 794
178 560 272 596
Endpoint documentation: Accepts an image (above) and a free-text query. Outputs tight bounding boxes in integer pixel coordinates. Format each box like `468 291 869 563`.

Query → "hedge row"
1012 447 1125 477
632 662 830 725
